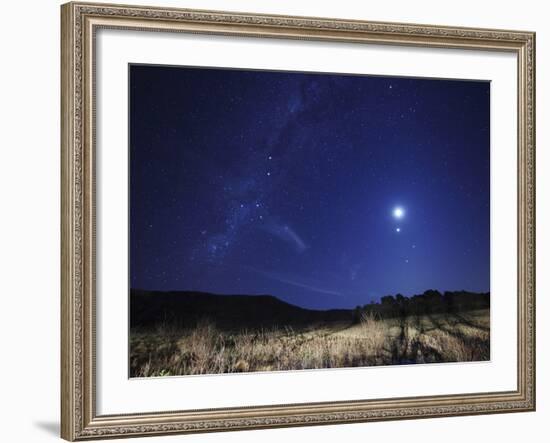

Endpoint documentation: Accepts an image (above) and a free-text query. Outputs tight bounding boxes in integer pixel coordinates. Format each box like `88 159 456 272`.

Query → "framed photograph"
61 2 536 440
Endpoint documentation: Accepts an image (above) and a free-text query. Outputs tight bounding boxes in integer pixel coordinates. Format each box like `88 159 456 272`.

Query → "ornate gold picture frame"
61 2 535 440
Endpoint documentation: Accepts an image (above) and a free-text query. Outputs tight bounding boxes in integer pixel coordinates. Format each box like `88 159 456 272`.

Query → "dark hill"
130 289 352 330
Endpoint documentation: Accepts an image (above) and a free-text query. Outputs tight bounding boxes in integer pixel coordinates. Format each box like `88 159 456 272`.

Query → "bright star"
393 207 405 219
396 227 401 233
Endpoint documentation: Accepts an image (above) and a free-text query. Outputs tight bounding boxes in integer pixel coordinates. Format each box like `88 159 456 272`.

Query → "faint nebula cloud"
262 219 308 253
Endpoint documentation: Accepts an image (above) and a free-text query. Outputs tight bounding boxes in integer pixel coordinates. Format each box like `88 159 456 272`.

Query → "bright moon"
393 207 405 219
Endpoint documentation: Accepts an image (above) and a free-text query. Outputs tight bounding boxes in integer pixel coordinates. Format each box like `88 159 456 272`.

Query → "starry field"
129 64 490 376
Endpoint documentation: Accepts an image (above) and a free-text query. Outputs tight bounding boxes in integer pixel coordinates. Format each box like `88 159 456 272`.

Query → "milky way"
130 65 490 309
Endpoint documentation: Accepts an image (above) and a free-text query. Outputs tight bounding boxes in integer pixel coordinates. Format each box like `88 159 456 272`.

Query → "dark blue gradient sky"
130 64 490 309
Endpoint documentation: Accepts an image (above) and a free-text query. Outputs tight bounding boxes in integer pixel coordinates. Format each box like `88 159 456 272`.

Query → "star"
393 207 405 219
396 227 401 233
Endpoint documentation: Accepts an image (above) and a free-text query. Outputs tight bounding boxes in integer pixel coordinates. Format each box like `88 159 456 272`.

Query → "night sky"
130 64 490 310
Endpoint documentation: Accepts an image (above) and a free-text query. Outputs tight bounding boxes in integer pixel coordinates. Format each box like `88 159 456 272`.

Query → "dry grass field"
130 309 489 377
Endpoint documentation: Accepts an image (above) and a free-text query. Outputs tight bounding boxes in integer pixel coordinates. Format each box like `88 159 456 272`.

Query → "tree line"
352 290 490 323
